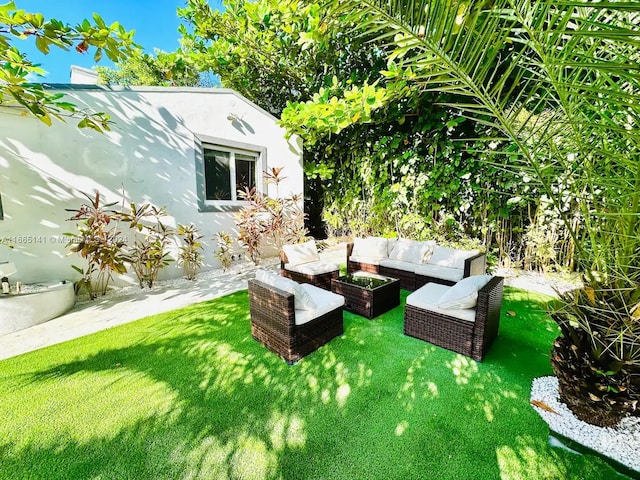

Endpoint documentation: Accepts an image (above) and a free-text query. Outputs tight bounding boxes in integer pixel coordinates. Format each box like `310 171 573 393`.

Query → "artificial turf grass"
0 287 618 480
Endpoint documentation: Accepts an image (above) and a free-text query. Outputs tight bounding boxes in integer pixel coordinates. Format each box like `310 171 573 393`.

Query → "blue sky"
19 0 223 83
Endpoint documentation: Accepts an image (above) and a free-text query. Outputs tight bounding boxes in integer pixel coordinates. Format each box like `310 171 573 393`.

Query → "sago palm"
332 0 640 426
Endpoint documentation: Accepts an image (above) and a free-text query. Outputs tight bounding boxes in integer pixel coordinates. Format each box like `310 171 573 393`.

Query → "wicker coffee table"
331 272 400 319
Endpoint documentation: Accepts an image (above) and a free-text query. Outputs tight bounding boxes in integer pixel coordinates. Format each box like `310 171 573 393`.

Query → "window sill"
198 202 247 213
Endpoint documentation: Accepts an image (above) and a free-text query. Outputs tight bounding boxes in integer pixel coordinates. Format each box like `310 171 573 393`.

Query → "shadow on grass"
0 289 616 479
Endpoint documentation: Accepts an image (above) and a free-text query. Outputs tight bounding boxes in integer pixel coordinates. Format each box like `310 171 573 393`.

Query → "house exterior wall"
0 86 303 285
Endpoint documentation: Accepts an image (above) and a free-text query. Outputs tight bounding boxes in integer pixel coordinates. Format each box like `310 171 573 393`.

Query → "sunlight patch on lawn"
266 410 306 451
181 434 279 480
397 353 439 412
496 437 567 480
1 369 181 453
446 355 479 385
336 383 351 407
200 343 252 393
395 420 409 436
230 434 278 480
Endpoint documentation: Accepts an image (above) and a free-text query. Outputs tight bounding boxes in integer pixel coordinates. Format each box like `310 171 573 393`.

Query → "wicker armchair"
404 276 504 361
248 279 344 363
280 243 339 291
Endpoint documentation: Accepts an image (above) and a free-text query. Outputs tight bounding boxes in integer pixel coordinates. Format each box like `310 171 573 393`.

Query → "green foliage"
120 203 173 289
182 0 544 263
178 0 386 115
64 191 127 299
213 231 233 271
178 224 205 280
236 167 307 265
280 80 393 144
0 1 137 130
95 48 217 87
332 0 640 425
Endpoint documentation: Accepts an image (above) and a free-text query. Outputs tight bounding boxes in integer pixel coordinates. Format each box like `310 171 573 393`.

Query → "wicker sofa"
248 270 344 363
404 275 504 361
280 239 339 290
347 237 486 291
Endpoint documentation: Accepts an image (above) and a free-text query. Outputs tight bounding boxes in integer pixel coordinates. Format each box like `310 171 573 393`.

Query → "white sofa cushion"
415 264 465 283
285 261 338 275
379 258 418 273
282 239 320 266
428 246 479 269
389 239 436 263
349 255 384 266
295 283 345 325
406 283 476 322
436 275 493 309
254 269 317 310
352 237 388 259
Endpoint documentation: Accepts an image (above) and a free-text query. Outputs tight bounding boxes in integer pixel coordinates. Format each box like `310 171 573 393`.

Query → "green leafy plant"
65 191 127 299
0 1 137 130
120 203 173 288
177 224 204 280
236 167 307 265
332 0 640 426
214 231 233 272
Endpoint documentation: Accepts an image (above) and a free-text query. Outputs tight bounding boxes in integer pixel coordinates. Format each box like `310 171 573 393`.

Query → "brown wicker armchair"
248 279 344 364
280 250 339 291
403 276 504 361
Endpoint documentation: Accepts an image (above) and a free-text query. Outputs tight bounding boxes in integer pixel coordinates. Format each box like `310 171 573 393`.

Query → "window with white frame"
203 146 259 202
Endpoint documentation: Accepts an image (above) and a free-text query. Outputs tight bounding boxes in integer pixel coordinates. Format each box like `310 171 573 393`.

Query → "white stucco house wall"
0 84 303 285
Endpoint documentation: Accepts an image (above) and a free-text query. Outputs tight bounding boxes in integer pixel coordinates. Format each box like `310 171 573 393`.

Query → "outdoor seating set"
248 237 503 364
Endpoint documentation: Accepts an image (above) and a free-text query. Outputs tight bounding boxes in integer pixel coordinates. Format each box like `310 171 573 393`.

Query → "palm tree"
333 0 640 426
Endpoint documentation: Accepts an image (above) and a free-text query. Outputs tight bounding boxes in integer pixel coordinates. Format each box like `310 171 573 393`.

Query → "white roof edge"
70 65 97 75
46 83 281 123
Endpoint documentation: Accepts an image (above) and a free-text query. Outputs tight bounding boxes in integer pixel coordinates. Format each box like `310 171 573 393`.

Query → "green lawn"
0 288 617 479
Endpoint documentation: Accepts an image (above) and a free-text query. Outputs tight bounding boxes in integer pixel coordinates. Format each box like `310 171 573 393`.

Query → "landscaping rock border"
531 376 640 478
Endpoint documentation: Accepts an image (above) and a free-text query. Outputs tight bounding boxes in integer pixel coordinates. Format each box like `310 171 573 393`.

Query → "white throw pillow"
351 237 388 259
436 274 493 309
428 246 478 269
282 239 320 266
389 239 435 264
254 269 317 310
419 241 437 263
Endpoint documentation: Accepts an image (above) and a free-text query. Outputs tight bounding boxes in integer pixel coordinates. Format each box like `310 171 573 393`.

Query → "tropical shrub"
65 191 127 298
120 203 173 288
236 167 307 265
214 231 233 271
177 224 204 280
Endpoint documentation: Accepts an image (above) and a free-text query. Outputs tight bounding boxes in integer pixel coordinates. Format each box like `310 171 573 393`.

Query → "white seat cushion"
351 237 389 259
282 239 320 266
349 255 383 266
428 246 479 269
379 258 418 273
254 269 316 310
436 274 493 309
415 264 465 283
406 283 476 322
295 283 345 325
285 261 339 275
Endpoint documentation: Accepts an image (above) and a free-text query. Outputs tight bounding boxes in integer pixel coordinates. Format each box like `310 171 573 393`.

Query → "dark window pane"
236 156 255 195
204 149 231 200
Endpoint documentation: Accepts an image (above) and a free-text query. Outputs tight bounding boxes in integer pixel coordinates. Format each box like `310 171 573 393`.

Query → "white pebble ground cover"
531 376 640 475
